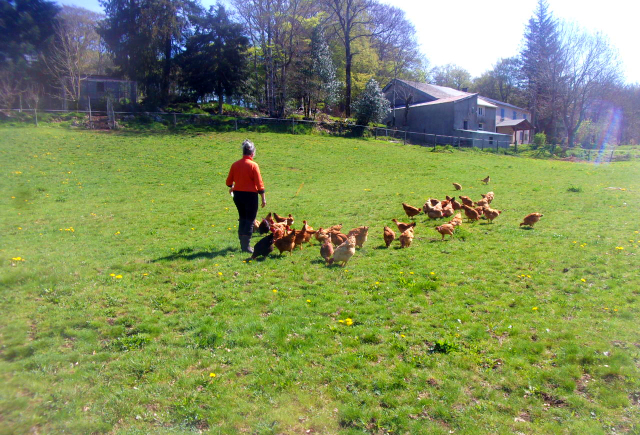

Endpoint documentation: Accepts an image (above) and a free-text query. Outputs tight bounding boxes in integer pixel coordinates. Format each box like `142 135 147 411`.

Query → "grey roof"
394 79 470 99
480 96 528 112
392 94 475 110
496 118 533 129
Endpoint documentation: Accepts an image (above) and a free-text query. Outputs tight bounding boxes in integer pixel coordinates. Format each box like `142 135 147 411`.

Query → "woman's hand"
261 198 267 208
229 187 233 195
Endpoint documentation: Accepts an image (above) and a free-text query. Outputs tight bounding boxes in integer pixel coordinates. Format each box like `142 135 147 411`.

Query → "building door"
463 120 468 130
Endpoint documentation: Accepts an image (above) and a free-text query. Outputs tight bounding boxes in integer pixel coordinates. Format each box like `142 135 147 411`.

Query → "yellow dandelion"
400 334 405 338
399 271 404 274
191 228 195 231
581 278 586 282
272 289 277 293
614 308 618 312
143 273 148 276
306 299 311 303
527 275 531 278
532 307 538 311
345 318 353 326
110 273 115 277
218 272 223 276
430 272 435 275
338 319 344 323
209 373 216 378
375 281 379 285
115 275 122 279
409 272 414 275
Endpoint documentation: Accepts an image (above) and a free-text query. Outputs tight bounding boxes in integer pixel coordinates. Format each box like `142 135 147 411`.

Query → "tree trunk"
161 36 172 106
218 89 224 115
345 42 352 118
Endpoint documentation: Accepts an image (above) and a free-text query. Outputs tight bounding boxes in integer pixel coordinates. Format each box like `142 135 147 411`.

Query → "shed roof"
496 118 533 130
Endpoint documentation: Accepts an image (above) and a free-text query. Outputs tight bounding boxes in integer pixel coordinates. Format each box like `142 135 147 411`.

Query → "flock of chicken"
247 176 544 267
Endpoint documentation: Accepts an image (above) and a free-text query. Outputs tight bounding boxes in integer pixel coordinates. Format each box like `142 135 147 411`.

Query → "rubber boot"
239 235 253 253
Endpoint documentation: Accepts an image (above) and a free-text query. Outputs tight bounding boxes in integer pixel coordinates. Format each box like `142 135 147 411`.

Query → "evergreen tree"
520 0 561 138
178 4 249 113
98 0 201 106
351 78 389 125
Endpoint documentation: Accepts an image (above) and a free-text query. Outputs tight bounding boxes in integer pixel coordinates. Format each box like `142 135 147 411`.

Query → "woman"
226 139 266 253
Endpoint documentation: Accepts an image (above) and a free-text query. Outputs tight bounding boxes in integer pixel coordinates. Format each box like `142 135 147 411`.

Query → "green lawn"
1 126 639 434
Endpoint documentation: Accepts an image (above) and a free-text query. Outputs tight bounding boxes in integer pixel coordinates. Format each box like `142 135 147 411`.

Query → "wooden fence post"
235 119 238 131
88 96 92 129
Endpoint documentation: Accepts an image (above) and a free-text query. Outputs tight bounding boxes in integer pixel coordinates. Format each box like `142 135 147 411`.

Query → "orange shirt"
226 156 265 193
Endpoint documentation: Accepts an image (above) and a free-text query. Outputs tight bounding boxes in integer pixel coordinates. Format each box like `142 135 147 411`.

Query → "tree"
431 64 472 90
0 0 60 107
99 0 202 106
43 5 106 109
352 77 389 125
472 57 525 107
324 0 406 117
232 0 316 117
520 0 562 139
558 26 621 148
178 4 249 113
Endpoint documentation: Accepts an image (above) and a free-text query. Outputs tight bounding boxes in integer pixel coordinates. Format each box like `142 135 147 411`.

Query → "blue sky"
59 0 639 84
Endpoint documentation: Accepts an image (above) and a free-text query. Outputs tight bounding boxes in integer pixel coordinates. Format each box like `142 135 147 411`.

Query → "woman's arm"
259 192 266 208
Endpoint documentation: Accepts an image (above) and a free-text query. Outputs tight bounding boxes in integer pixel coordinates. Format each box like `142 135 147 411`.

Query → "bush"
533 133 547 149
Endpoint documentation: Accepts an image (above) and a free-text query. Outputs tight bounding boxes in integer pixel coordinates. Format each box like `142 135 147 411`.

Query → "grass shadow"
519 227 535 231
152 246 236 262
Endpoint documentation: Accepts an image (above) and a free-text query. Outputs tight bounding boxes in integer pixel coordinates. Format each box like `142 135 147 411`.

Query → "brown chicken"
320 237 334 265
459 196 474 207
402 202 422 218
399 227 414 248
273 212 294 226
482 191 495 204
301 220 316 244
462 204 480 222
520 213 544 227
475 198 489 208
347 226 369 248
328 224 343 232
329 236 356 267
449 213 463 227
383 226 396 247
423 200 444 219
315 227 329 243
450 198 462 210
474 206 485 217
442 203 454 218
435 223 455 240
391 218 416 233
453 182 462 190
481 176 490 185
483 207 502 223
274 229 297 255
329 231 348 246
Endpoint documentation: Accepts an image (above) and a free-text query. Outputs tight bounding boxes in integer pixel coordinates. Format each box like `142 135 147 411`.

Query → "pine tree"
351 78 389 126
311 26 340 109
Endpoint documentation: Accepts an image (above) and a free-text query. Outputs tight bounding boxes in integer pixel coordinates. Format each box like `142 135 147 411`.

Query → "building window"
520 131 524 141
96 82 105 93
463 120 468 130
478 107 484 116
512 110 517 119
500 108 505 119
478 123 484 130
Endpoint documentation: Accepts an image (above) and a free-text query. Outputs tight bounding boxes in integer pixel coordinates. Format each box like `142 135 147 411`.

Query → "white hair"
242 139 256 156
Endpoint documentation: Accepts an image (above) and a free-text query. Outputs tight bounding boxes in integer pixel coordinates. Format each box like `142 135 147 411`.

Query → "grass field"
1 126 639 434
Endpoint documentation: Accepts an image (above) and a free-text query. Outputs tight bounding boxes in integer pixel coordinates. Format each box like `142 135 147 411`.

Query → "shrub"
533 133 547 149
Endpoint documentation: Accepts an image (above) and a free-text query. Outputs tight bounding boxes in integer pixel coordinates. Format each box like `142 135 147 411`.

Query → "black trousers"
233 191 259 235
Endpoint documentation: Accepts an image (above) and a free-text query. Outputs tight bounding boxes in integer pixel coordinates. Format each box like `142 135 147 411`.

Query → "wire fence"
2 108 623 161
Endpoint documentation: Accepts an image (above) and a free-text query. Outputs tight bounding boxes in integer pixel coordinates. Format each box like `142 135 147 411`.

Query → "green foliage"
351 78 390 126
533 132 547 149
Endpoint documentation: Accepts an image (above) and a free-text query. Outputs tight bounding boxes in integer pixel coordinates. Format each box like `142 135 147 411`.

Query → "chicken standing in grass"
481 176 490 185
329 231 348 246
275 229 297 255
483 207 502 223
449 213 462 227
402 202 422 218
320 236 334 265
329 236 356 267
453 182 462 190
251 233 274 259
459 196 474 207
520 213 544 228
462 204 480 222
392 219 416 233
347 226 369 248
383 226 396 247
435 223 455 240
399 227 414 248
